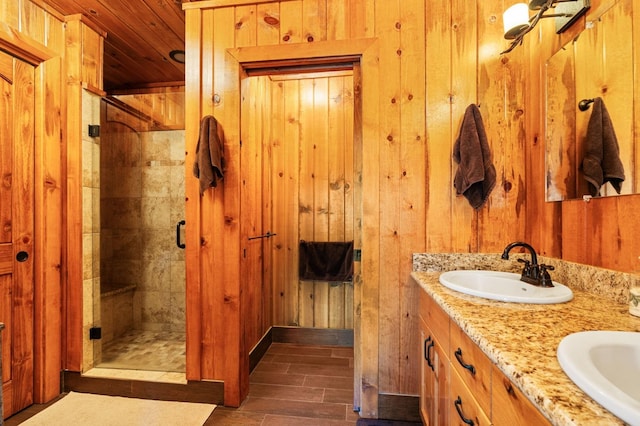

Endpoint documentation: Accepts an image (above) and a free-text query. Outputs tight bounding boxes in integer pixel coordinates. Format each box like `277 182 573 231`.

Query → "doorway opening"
239 60 361 404
242 68 357 329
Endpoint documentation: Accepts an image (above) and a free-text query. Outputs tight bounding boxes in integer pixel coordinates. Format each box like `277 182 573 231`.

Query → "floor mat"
20 391 215 426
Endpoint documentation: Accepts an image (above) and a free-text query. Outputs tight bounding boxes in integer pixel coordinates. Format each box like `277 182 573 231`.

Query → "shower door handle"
176 220 186 249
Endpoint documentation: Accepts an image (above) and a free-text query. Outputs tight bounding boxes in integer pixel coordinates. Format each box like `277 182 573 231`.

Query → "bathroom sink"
557 331 640 425
438 270 573 304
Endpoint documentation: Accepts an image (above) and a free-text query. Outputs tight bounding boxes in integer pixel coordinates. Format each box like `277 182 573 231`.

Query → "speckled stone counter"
411 253 640 426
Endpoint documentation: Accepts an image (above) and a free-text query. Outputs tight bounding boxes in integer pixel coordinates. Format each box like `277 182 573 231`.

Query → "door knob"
16 251 29 262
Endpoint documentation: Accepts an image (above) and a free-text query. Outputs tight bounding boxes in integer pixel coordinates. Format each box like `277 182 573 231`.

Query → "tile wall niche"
100 107 186 350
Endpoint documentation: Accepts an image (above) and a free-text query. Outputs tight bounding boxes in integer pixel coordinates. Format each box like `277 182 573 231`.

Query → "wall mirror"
545 0 635 201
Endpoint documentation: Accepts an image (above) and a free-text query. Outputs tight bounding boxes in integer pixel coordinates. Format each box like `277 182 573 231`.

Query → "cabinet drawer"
420 291 450 353
491 364 551 425
450 321 492 416
450 368 491 426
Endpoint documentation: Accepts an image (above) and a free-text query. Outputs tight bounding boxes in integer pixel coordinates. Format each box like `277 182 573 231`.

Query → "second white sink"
438 270 573 304
558 331 640 425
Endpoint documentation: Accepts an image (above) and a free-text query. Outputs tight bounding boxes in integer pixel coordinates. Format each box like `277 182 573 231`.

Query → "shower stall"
85 91 186 374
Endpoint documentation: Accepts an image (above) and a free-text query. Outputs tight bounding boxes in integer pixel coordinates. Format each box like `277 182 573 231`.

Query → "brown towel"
299 241 354 282
453 104 496 209
582 97 625 197
193 115 225 195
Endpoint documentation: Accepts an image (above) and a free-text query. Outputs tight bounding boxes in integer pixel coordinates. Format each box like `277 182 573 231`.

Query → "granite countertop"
411 254 640 426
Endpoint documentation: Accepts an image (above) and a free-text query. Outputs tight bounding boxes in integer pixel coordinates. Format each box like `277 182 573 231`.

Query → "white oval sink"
438 270 573 304
557 331 640 425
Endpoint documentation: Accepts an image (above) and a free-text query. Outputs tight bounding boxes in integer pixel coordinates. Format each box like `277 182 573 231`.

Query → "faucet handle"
517 258 530 269
539 264 555 287
517 258 531 278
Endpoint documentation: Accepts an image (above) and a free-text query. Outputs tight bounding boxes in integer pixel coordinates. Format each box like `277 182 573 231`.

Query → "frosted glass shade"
503 3 530 39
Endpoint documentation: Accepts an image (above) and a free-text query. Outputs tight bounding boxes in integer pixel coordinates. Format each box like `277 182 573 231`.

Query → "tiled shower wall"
100 117 186 339
133 130 186 332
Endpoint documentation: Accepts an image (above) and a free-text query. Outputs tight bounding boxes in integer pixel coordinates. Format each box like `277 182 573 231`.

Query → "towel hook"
578 98 595 112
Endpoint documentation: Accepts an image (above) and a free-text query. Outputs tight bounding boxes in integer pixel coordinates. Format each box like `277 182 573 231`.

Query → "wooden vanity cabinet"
419 290 551 425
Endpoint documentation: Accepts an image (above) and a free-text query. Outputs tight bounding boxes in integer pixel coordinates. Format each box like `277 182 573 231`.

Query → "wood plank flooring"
206 342 421 425
206 343 358 425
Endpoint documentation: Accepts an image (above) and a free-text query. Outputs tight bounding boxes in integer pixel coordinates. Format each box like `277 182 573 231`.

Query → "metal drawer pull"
425 337 435 371
424 336 432 361
454 396 475 426
455 348 476 375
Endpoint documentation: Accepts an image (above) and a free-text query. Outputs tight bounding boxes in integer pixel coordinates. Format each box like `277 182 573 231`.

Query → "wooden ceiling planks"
41 0 185 90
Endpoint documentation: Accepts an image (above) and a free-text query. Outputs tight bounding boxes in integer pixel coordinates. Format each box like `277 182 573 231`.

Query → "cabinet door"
431 339 449 425
420 319 435 425
420 318 450 426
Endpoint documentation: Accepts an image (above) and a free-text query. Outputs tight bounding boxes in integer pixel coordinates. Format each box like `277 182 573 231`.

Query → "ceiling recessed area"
42 0 186 91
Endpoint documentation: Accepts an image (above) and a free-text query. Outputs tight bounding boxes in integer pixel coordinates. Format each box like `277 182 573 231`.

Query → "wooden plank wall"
0 0 65 406
184 0 527 414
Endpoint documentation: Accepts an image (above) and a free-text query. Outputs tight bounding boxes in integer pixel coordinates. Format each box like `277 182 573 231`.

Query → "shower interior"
85 90 187 375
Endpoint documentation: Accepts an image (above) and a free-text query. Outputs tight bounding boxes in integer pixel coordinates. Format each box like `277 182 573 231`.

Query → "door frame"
185 37 381 413
0 24 61 411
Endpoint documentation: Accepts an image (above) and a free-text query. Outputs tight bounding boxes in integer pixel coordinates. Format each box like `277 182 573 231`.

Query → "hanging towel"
299 240 354 282
582 97 625 197
193 115 225 195
453 104 497 209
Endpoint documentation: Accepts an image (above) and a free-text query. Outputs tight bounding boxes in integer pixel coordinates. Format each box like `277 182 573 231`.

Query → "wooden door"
240 76 271 354
0 51 36 418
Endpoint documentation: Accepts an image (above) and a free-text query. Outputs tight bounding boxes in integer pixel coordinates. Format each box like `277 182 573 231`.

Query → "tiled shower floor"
86 330 186 382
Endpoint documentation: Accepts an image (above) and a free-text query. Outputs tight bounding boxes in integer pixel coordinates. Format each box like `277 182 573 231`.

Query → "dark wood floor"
5 342 421 425
205 343 421 425
206 343 358 425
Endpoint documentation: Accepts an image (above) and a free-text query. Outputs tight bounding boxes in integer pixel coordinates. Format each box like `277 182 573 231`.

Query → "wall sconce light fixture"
501 0 590 54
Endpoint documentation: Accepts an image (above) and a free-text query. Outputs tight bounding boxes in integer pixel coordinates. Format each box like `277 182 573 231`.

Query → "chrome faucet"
501 241 555 287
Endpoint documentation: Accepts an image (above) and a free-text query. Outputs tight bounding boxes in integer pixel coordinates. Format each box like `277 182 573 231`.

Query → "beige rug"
21 392 216 426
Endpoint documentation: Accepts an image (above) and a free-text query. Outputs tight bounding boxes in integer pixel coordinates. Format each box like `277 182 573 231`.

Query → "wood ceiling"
41 0 188 91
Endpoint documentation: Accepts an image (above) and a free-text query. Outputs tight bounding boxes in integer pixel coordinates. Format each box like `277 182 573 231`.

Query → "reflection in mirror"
545 0 635 201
